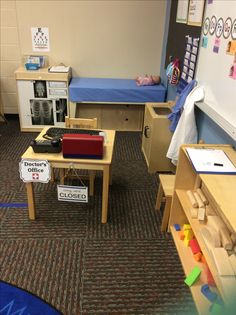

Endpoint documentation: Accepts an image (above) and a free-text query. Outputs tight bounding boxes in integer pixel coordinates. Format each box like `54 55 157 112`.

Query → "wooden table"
21 127 116 223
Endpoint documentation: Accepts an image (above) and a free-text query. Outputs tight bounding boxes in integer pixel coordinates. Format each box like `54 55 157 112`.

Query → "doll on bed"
136 75 161 86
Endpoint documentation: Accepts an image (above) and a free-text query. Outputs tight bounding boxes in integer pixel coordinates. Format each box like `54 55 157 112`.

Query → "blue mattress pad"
69 77 166 103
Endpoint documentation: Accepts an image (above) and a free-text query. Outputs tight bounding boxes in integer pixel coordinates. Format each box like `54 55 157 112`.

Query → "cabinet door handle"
144 126 150 138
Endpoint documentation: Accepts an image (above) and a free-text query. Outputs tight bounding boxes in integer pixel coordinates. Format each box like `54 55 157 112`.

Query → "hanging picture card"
187 0 205 27
176 0 189 24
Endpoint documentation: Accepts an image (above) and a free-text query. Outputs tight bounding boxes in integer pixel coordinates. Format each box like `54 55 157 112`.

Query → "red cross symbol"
32 173 39 180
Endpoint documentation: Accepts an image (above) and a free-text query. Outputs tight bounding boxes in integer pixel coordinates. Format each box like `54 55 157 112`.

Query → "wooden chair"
60 116 98 196
65 116 97 129
155 174 175 232
155 139 205 232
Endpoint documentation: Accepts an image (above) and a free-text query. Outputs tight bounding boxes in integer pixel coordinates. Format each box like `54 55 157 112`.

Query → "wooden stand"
169 144 236 315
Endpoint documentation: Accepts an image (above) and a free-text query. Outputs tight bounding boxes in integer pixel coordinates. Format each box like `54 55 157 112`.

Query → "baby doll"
136 75 161 86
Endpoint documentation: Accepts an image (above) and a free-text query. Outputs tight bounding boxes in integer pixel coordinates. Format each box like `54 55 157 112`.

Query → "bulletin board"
195 0 236 141
165 1 202 69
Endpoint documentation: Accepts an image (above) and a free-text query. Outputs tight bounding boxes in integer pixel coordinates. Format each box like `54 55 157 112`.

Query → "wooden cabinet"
73 102 144 131
141 102 175 173
15 67 71 131
169 144 236 315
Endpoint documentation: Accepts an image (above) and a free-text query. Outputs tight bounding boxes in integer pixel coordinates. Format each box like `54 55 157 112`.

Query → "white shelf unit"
15 67 71 132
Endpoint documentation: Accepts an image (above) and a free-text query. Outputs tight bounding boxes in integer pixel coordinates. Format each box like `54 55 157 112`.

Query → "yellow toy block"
184 229 194 241
184 238 190 246
183 224 191 231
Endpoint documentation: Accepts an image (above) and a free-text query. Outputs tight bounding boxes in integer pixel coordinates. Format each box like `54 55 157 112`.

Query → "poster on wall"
176 0 189 24
187 0 205 27
31 27 50 52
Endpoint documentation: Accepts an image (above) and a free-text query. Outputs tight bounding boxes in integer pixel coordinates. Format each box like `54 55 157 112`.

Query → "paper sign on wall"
31 27 50 52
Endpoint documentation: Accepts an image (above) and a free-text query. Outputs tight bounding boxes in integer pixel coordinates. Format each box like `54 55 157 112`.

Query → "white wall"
0 0 166 113
0 1 21 114
16 0 166 78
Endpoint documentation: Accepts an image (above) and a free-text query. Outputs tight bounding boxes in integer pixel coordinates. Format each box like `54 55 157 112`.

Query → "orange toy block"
194 252 202 261
201 255 207 264
179 230 185 240
205 264 216 286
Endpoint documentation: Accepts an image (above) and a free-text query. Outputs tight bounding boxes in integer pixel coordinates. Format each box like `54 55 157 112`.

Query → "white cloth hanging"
166 85 205 165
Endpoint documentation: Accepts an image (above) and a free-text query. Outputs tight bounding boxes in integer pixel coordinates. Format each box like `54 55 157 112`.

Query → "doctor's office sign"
19 159 51 183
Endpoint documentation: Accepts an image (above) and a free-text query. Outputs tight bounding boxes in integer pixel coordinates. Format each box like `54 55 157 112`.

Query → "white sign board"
19 159 51 183
176 0 189 24
57 185 88 203
31 27 50 52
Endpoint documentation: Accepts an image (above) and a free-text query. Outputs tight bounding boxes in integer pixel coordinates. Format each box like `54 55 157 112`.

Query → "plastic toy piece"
179 230 185 240
184 266 201 287
201 284 218 302
205 264 216 286
183 224 191 230
194 191 205 208
193 252 202 261
197 207 205 221
220 227 233 250
184 238 190 246
209 302 224 314
190 207 198 218
201 255 207 264
184 229 194 241
174 223 181 231
189 239 201 254
229 254 236 275
197 188 209 205
187 190 198 208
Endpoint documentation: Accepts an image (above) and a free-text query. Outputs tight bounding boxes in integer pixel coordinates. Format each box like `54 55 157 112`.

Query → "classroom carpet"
0 116 197 315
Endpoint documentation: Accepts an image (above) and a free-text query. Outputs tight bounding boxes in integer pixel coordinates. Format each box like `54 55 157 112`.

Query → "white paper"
187 0 204 26
186 148 236 174
49 66 70 73
31 27 50 52
176 0 189 24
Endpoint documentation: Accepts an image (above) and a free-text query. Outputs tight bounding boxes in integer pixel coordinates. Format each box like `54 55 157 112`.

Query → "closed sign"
57 185 88 203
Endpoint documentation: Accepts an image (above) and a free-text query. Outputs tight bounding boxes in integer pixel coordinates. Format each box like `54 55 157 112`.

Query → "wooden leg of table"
102 165 109 224
109 165 112 185
89 171 96 196
69 101 76 118
155 183 163 210
26 182 36 220
50 166 54 182
60 169 65 185
161 196 172 232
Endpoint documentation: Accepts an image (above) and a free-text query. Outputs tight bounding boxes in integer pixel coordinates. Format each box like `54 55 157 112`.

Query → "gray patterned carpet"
0 116 197 315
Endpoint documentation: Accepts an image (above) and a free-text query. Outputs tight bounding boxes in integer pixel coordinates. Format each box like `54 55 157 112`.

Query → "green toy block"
209 302 224 315
184 266 201 287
